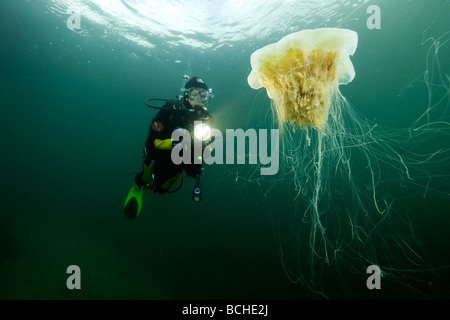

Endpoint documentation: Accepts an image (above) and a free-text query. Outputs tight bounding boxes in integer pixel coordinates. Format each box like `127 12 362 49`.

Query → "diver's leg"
154 168 182 194
123 142 154 219
160 171 182 193
135 161 153 187
136 140 154 186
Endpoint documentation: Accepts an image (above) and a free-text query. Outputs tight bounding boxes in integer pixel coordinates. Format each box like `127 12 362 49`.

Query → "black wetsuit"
142 98 213 193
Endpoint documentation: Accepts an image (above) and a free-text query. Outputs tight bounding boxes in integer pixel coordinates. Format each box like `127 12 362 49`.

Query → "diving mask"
186 87 212 104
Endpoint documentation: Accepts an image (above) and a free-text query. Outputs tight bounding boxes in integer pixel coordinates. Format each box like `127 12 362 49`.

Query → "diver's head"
184 76 211 108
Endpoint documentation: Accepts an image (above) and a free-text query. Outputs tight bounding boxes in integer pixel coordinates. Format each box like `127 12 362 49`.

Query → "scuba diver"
123 76 214 219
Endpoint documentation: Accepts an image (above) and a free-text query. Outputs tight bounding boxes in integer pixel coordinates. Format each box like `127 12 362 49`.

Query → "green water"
0 0 449 299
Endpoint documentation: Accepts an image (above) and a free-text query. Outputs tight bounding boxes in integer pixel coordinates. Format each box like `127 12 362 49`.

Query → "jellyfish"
248 28 358 130
246 28 450 298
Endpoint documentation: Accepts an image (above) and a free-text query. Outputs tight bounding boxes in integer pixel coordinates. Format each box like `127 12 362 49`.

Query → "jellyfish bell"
248 28 358 130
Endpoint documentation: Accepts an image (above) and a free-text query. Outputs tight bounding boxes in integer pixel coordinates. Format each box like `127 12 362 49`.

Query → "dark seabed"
0 0 449 300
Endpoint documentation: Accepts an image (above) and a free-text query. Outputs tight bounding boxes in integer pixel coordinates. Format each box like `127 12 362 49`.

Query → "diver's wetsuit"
139 98 213 193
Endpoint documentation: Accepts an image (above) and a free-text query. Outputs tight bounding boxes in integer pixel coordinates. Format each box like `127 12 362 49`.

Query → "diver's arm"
149 106 176 151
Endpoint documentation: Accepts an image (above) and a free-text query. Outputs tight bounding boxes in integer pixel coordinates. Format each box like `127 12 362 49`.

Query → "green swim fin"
123 183 144 219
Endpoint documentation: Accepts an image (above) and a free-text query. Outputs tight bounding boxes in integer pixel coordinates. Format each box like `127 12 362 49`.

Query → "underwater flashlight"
194 123 211 141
